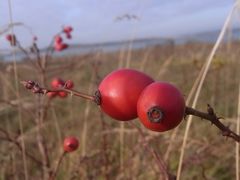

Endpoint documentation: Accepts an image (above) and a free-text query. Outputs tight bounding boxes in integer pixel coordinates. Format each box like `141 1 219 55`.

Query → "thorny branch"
21 80 240 143
185 105 240 142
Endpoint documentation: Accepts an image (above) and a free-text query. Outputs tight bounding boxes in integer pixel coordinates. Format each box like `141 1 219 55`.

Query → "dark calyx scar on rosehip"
137 82 185 132
96 68 154 121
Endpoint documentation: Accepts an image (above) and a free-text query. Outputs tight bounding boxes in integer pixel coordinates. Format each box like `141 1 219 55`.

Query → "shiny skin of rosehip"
51 78 65 89
137 82 185 132
98 68 154 121
63 137 79 152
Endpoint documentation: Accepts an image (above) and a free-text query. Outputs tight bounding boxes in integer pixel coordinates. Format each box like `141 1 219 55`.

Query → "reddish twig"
20 80 96 102
49 152 66 180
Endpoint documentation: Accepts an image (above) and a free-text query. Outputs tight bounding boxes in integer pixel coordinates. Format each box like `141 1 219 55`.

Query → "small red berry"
51 78 65 89
55 35 62 44
137 82 185 132
65 80 74 89
6 34 12 41
47 92 58 98
6 34 16 46
63 26 73 33
97 69 154 121
58 91 68 98
63 137 79 152
54 43 68 51
66 33 72 39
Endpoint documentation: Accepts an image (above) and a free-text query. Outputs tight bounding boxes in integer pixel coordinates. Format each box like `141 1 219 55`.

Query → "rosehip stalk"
21 80 96 102
49 152 66 180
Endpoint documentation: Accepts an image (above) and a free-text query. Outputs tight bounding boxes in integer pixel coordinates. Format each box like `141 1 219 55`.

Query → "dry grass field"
0 41 239 180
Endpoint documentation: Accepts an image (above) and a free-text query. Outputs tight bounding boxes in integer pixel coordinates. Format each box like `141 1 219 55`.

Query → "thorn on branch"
185 105 240 143
207 104 215 116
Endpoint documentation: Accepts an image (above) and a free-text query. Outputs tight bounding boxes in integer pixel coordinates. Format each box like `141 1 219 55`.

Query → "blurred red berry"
54 43 68 51
65 80 74 89
47 92 58 98
63 26 73 33
63 137 79 152
51 78 65 89
58 91 68 98
66 33 72 39
55 35 62 44
6 34 12 41
6 34 16 46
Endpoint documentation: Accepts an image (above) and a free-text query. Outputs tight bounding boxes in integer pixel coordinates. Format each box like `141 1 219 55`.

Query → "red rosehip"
6 34 16 46
63 26 73 33
55 35 62 44
97 69 154 121
54 43 68 51
6 34 12 41
47 92 58 98
63 137 79 152
65 80 74 89
58 91 68 98
51 78 65 89
137 82 185 132
66 33 72 39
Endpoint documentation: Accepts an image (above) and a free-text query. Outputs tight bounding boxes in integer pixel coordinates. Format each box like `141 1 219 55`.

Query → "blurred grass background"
0 41 239 180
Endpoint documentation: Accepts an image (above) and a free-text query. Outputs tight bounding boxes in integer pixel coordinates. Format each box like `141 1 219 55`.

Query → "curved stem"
49 152 66 180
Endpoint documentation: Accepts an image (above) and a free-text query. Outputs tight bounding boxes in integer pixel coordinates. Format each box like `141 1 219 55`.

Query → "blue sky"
0 0 236 49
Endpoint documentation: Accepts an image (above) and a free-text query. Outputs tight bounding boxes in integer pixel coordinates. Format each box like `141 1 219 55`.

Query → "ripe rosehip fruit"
55 35 62 44
6 34 16 46
47 92 58 98
137 82 185 132
63 26 73 33
51 78 65 89
66 33 72 39
65 80 74 89
58 91 68 98
97 69 154 121
63 137 79 152
54 43 68 51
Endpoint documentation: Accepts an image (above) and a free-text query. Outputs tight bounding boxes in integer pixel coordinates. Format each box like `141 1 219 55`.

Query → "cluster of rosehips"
6 34 17 46
96 69 185 132
47 78 74 99
54 26 73 51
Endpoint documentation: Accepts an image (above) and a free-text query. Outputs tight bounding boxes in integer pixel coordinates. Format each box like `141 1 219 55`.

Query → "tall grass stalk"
176 3 237 179
236 82 240 180
7 0 29 179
